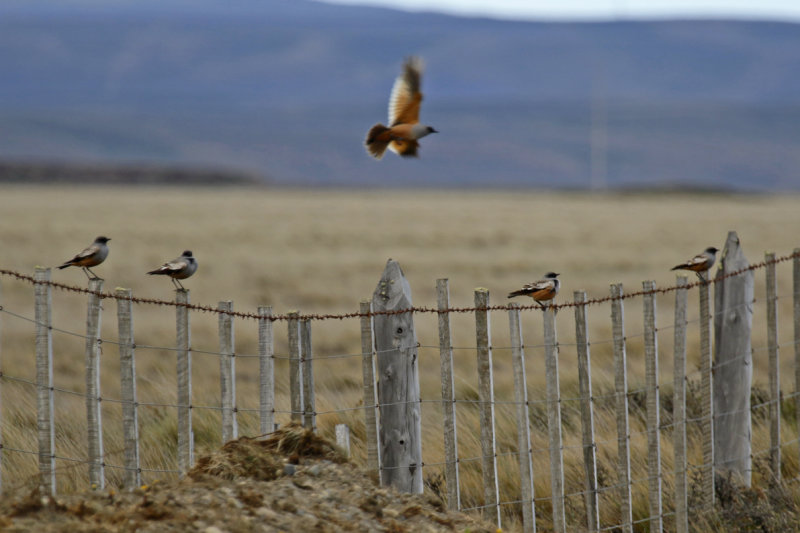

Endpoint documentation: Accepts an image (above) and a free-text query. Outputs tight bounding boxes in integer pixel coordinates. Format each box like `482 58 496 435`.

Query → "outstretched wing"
388 57 424 126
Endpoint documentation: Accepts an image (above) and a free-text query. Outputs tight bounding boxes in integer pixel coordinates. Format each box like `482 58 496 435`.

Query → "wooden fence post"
336 424 351 458
176 289 193 475
0 280 2 495
544 307 565 533
766 252 781 480
372 260 423 494
116 288 140 489
436 279 461 511
34 267 56 496
258 306 274 435
218 301 237 443
301 319 316 431
360 300 381 483
85 278 105 489
574 291 599 532
508 303 536 533
673 276 689 533
610 283 632 533
288 311 303 424
713 231 753 486
699 271 715 506
642 280 662 531
474 288 500 526
794 249 800 475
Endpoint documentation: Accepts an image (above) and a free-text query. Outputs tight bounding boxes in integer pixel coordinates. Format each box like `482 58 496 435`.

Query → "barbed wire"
1 248 796 322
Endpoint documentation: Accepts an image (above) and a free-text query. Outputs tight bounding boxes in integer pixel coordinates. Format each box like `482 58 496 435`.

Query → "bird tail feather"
365 123 391 159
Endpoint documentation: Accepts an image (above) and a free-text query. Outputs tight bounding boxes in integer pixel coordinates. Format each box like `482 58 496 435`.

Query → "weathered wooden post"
336 424 351 458
574 291 599 532
436 279 461 511
0 280 2 495
34 267 56 495
372 260 423 493
117 288 140 489
794 250 800 474
642 280 662 532
673 276 689 533
474 287 500 526
288 311 303 424
610 283 633 533
508 303 536 533
544 307 566 533
713 231 753 486
360 300 381 483
699 265 715 506
301 319 316 431
176 289 193 474
765 252 781 480
218 301 237 443
85 278 105 489
258 306 274 435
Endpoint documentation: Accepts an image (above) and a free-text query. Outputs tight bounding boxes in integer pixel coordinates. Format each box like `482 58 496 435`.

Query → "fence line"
2 239 800 531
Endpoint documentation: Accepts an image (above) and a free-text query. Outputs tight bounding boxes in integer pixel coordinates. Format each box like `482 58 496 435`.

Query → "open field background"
1 185 799 531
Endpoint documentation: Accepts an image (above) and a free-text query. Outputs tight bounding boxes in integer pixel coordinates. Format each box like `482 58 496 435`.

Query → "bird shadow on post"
372 259 423 494
713 231 754 487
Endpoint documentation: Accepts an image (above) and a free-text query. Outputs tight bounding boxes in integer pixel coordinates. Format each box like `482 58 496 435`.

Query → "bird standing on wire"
507 272 561 309
671 246 719 282
365 56 437 159
147 250 197 290
57 236 110 279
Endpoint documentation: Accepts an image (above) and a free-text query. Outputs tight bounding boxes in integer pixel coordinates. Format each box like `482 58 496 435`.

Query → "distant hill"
1 0 799 189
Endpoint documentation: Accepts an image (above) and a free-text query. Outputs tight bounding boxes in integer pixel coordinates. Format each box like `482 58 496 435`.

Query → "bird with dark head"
508 272 561 309
147 250 198 290
671 246 719 282
58 236 111 279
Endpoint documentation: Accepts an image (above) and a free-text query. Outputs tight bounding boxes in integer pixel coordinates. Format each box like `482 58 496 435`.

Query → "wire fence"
0 240 798 532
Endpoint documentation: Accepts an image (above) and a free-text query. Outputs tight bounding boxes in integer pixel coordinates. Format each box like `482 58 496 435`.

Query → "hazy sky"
322 0 800 21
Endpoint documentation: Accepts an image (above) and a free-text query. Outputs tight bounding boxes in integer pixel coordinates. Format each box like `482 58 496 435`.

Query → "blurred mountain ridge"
1 0 799 189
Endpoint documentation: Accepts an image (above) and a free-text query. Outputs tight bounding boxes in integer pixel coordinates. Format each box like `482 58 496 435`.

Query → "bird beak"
430 128 438 134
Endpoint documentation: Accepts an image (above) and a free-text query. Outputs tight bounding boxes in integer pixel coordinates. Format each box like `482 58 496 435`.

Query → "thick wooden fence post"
116 288 140 489
0 280 2 495
258 306 274 435
372 260 423 493
713 231 753 486
288 311 303 424
436 279 461 511
508 303 536 533
766 252 781 480
474 288 500 526
301 319 316 431
544 307 565 533
610 283 632 533
176 289 193 475
642 280 662 531
218 301 237 443
336 424 351 458
360 300 381 483
34 267 56 496
85 278 104 489
574 291 599 532
699 271 715 506
673 276 689 533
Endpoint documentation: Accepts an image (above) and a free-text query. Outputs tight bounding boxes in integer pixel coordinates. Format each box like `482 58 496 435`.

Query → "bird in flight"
58 236 110 279
147 250 198 290
365 56 437 159
508 272 561 309
671 246 719 281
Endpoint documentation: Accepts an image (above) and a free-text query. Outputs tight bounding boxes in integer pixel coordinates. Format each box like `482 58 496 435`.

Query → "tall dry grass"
1 185 800 531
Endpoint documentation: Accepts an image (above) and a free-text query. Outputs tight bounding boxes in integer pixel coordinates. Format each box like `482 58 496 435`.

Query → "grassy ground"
1 185 799 531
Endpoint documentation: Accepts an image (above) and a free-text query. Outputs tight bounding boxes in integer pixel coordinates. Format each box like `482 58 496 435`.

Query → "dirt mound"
0 424 495 533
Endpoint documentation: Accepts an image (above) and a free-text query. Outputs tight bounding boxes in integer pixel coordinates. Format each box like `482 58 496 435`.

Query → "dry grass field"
1 185 800 531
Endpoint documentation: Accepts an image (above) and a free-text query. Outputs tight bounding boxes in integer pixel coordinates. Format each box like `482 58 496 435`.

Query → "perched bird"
671 247 719 281
57 236 110 279
147 250 197 290
508 272 561 309
365 56 437 159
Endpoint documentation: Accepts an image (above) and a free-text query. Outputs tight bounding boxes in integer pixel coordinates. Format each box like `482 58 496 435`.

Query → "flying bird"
365 56 437 159
57 236 110 279
671 247 719 281
508 272 561 309
147 250 197 290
